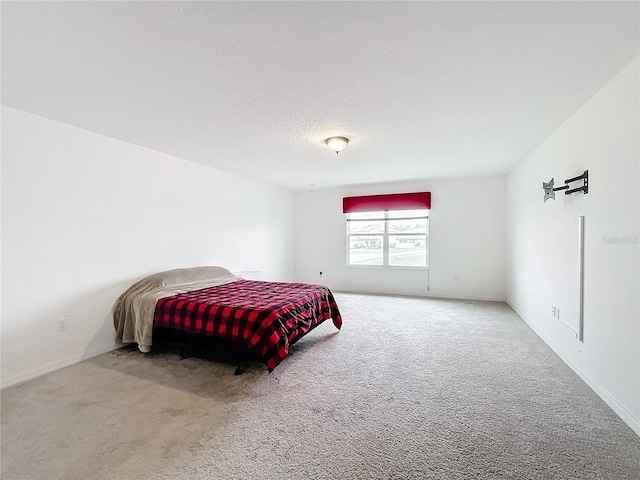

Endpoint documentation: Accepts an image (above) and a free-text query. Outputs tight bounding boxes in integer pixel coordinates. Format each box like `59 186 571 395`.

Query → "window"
346 209 429 268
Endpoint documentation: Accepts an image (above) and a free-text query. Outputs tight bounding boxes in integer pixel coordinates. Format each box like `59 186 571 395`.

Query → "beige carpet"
1 293 639 479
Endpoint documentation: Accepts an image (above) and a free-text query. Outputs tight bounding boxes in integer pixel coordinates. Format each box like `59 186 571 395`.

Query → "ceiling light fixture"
325 136 349 155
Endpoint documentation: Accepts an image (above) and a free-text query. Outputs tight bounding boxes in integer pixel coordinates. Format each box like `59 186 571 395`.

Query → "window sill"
347 265 428 271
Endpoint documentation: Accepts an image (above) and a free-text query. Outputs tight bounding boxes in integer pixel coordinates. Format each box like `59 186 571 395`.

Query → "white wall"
295 176 506 300
1 106 295 387
506 57 640 435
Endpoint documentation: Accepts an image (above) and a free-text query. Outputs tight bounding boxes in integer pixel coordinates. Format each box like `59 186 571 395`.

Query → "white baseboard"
425 292 505 302
507 302 640 438
1 343 122 390
334 289 505 302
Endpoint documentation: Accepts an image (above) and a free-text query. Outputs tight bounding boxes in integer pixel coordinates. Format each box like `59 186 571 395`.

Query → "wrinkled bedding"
154 279 342 371
114 266 240 352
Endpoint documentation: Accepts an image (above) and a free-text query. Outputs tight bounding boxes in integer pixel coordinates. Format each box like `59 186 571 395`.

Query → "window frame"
345 209 429 270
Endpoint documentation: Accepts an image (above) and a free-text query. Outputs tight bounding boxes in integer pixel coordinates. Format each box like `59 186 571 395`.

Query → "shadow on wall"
82 269 203 357
81 275 151 357
53 277 144 360
74 280 134 356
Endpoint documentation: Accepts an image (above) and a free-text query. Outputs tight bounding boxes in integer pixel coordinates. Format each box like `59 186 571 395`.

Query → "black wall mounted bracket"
543 170 588 202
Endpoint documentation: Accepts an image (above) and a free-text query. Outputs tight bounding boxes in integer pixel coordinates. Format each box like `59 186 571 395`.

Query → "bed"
113 266 342 372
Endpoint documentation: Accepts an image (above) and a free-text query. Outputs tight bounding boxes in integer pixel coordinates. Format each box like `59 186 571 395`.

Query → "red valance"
343 192 431 213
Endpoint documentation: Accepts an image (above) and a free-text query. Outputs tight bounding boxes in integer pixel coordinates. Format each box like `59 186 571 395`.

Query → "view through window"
346 209 429 268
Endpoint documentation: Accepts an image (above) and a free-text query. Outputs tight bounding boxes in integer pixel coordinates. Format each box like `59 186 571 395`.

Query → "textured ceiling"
2 1 639 191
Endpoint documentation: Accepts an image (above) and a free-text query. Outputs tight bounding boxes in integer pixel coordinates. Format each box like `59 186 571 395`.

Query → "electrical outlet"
57 318 68 332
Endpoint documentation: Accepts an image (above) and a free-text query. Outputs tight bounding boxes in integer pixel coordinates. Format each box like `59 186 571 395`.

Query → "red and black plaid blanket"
153 279 342 371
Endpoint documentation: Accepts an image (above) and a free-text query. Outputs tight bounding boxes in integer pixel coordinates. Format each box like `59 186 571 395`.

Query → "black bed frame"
152 326 258 375
152 319 327 375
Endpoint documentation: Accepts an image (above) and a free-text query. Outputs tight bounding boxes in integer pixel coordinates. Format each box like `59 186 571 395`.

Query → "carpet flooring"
1 293 639 479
